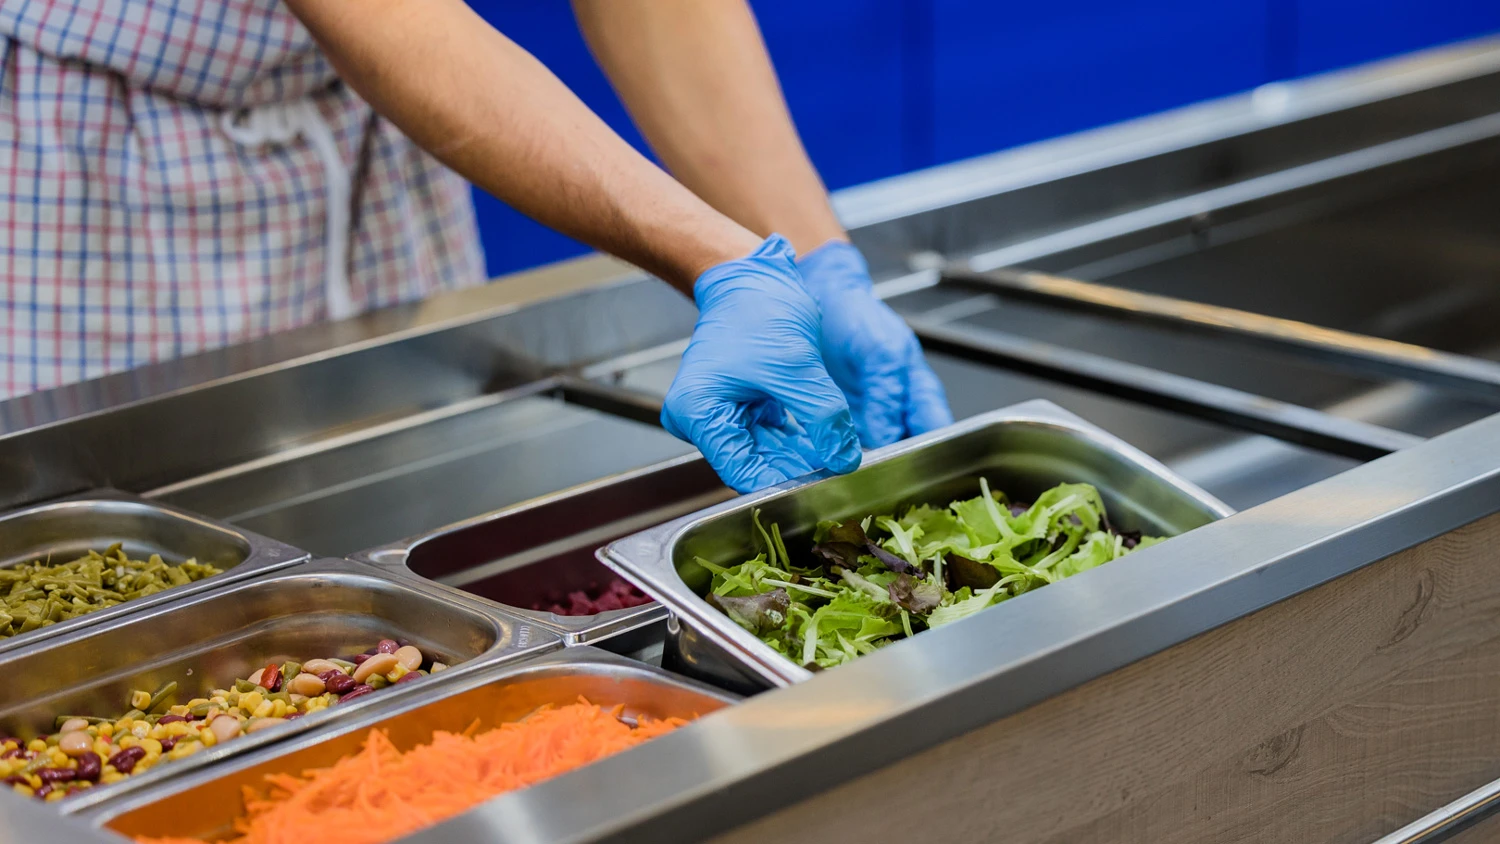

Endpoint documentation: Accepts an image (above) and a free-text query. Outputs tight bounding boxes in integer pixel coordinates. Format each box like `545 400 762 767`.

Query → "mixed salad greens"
696 479 1163 670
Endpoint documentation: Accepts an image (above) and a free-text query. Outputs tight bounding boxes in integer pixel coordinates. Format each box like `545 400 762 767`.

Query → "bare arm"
572 0 846 256
281 0 760 291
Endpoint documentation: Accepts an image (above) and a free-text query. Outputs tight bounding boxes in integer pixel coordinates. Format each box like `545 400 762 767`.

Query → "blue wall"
464 0 1500 278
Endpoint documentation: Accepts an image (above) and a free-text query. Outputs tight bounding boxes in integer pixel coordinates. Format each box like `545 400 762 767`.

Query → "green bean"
234 679 259 694
0 549 223 639
146 681 178 713
52 715 110 730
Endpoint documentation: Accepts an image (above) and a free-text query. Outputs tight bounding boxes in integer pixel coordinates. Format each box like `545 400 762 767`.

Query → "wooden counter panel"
712 511 1500 844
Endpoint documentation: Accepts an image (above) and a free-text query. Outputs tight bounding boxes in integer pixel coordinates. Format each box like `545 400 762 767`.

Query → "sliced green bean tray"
0 544 223 638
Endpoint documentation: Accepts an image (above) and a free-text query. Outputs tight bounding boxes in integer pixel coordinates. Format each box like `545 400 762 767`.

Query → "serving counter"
2 34 1500 844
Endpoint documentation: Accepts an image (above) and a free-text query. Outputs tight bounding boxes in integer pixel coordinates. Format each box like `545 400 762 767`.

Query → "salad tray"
352 455 733 652
3 558 561 813
89 647 737 839
600 399 1234 692
0 490 308 655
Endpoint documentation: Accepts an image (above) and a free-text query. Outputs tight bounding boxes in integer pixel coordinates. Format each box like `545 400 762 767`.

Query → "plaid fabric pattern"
0 0 485 398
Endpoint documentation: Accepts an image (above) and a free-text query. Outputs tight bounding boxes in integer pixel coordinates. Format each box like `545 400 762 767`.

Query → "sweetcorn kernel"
25 740 45 754
139 738 162 755
117 735 138 749
97 723 113 738
43 789 66 803
166 742 200 760
239 692 263 712
252 700 274 719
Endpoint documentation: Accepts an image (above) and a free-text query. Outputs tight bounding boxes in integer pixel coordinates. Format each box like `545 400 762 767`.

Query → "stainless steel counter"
1 33 1499 844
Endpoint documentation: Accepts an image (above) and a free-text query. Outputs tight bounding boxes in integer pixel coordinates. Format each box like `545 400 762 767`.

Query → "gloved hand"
797 240 953 448
662 235 863 494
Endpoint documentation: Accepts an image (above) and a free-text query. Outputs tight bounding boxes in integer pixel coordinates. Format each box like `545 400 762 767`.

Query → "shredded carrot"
134 698 689 844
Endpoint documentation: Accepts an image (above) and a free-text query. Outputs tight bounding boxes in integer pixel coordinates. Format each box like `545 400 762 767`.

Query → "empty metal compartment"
0 490 307 655
93 647 736 841
1 558 561 813
353 455 733 651
601 399 1233 692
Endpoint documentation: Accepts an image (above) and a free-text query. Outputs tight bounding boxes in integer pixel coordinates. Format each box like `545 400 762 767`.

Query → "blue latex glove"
662 236 862 493
797 241 953 448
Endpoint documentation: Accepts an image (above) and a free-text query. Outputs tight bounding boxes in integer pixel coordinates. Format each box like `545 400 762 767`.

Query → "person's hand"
662 236 862 493
797 240 953 448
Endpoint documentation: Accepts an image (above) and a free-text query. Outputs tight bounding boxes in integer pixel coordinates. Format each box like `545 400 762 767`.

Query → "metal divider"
941 267 1500 403
908 317 1423 461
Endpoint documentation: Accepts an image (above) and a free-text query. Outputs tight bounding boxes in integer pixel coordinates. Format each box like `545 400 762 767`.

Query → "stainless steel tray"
353 455 733 650
0 557 562 813
0 489 308 655
88 647 737 840
600 399 1235 692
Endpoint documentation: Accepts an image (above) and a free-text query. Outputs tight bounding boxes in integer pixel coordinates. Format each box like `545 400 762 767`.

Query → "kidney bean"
376 639 399 654
394 671 423 685
324 673 356 695
36 767 76 783
34 784 53 799
258 662 283 692
157 714 189 725
352 653 399 684
1 748 22 760
74 752 101 783
108 746 147 774
158 737 179 753
336 684 376 704
350 653 370 665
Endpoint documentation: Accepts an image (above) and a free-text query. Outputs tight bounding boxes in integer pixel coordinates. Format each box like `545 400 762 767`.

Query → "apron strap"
220 101 358 321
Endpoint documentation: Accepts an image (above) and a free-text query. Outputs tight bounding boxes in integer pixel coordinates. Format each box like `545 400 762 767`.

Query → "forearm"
282 0 759 291
573 0 845 256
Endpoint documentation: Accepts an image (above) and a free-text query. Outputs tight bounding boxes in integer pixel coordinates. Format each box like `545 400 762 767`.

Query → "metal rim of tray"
0 489 311 656
81 645 739 826
22 556 565 815
600 398 1236 688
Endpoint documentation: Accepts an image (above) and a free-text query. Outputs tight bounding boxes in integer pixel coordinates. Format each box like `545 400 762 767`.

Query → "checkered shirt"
0 0 487 399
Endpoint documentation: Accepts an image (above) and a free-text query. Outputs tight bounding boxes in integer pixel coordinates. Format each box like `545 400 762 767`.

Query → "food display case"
2 35 1500 844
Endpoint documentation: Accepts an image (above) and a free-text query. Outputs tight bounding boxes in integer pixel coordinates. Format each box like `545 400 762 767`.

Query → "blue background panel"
462 1 1500 279
1294 0 1500 76
927 0 1273 165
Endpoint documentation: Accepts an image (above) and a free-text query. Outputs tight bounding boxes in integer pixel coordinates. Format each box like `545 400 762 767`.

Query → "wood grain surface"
712 511 1500 844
